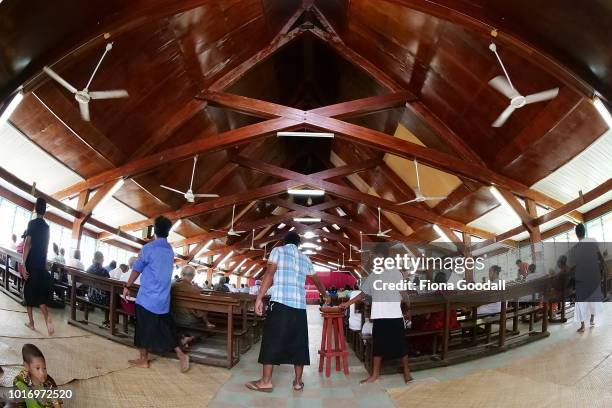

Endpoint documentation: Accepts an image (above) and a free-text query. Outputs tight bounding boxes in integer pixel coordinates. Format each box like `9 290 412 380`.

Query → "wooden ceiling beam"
307 91 417 119
233 155 494 238
472 179 612 252
52 117 303 200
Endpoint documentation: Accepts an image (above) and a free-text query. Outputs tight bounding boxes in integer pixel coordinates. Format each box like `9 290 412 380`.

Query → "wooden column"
71 190 89 252
462 232 473 283
207 268 213 285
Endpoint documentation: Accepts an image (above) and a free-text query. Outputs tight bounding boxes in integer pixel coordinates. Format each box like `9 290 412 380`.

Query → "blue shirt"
268 244 314 309
133 238 174 314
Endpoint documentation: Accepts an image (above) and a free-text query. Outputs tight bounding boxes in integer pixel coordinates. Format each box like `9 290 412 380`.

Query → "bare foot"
24 322 35 331
404 374 414 384
46 321 54 336
179 354 190 373
577 326 585 333
360 376 379 384
128 358 150 368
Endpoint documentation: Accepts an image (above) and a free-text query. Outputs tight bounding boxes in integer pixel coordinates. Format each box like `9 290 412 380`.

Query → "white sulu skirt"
574 302 603 323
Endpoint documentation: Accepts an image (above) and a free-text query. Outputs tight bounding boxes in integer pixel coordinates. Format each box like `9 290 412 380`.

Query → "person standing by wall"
568 223 605 333
246 231 329 393
21 197 54 336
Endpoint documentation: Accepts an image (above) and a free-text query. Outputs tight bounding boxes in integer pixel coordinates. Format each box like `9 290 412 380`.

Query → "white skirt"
575 302 603 322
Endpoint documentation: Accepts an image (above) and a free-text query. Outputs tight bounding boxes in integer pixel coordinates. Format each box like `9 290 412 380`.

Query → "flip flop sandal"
246 381 274 393
293 381 304 391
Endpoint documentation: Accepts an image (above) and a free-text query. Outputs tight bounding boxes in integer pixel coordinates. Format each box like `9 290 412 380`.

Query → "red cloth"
421 310 460 331
305 272 356 289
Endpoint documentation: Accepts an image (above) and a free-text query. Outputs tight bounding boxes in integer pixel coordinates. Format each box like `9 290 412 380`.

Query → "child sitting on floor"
12 344 62 408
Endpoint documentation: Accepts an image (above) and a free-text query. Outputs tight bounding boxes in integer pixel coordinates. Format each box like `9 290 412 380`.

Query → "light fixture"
244 264 256 276
302 231 318 239
353 269 362 278
233 258 248 272
277 223 286 229
287 189 325 196
300 242 321 250
593 96 612 127
489 186 522 224
328 261 340 267
293 217 321 223
0 91 24 125
303 249 317 255
217 251 234 268
331 224 340 230
253 267 264 278
277 131 334 138
432 224 452 242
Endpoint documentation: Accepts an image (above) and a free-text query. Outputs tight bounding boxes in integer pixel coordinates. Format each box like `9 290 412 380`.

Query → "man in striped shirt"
247 232 329 393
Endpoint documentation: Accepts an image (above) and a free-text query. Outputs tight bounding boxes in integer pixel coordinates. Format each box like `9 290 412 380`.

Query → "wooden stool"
318 307 349 377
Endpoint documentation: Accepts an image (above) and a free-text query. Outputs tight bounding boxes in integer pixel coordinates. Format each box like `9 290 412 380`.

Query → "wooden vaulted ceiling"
1 0 611 275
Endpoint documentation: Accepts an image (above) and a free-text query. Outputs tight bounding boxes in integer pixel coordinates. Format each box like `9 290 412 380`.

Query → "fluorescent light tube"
288 189 325 196
277 131 334 138
293 217 321 223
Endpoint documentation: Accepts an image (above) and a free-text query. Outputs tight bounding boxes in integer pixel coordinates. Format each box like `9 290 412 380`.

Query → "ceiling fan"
160 156 219 202
364 207 392 238
488 43 559 127
356 231 370 254
262 243 268 261
240 229 264 252
398 159 447 205
212 204 246 237
43 42 129 122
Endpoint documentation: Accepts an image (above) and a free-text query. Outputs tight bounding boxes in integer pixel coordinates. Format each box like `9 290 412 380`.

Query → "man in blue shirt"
123 216 189 372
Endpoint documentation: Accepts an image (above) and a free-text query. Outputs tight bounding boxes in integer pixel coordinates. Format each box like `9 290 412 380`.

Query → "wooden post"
442 301 450 359
498 301 507 347
227 304 234 368
70 272 77 321
109 285 116 336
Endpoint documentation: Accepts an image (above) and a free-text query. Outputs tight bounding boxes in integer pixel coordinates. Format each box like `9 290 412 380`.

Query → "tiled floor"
209 304 611 408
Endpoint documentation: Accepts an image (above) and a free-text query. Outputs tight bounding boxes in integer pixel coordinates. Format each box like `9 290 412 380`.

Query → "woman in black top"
21 198 54 336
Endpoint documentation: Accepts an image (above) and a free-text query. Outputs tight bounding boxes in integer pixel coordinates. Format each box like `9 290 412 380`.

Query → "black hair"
119 264 129 271
575 223 586 239
434 271 448 284
490 265 501 277
154 216 173 238
22 343 45 364
373 243 390 258
109 260 117 269
73 249 81 260
35 197 46 216
283 231 300 246
52 243 59 255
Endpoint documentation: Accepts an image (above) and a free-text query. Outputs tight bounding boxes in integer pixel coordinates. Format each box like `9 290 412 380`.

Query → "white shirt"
477 302 501 315
249 285 261 295
225 283 238 293
120 269 140 285
348 290 363 331
109 267 125 280
361 268 404 319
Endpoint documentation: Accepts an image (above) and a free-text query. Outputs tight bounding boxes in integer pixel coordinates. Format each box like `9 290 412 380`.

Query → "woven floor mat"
61 357 231 408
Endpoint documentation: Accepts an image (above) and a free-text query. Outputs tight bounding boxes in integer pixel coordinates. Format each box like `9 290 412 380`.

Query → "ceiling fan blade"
234 230 247 234
422 196 448 201
193 194 220 198
78 101 90 121
397 198 419 205
43 67 78 94
492 104 516 127
382 229 392 235
524 88 559 104
488 75 520 100
89 90 129 100
363 233 379 236
160 185 186 195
